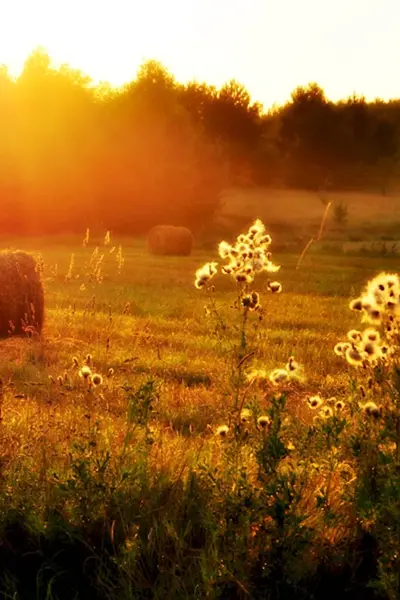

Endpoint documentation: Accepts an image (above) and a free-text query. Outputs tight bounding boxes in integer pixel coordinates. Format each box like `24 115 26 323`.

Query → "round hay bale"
147 225 194 256
0 250 44 337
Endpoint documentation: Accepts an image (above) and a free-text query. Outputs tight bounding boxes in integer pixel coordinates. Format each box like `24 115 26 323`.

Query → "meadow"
0 211 399 599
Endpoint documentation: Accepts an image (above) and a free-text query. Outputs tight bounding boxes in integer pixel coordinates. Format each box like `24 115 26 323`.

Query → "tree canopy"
1 49 399 235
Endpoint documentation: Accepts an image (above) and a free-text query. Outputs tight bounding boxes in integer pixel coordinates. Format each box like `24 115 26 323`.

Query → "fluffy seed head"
347 329 362 343
268 281 282 294
335 400 345 412
362 328 380 343
269 368 289 385
350 298 363 311
257 415 271 429
240 408 252 423
91 373 103 386
307 395 323 409
362 402 381 419
346 347 363 366
320 406 333 419
79 365 92 379
216 425 229 437
218 241 231 259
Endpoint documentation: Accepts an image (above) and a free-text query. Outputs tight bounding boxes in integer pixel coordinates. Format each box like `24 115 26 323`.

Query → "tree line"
1 49 399 235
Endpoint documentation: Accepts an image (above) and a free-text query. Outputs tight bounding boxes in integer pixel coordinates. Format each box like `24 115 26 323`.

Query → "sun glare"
1 0 400 106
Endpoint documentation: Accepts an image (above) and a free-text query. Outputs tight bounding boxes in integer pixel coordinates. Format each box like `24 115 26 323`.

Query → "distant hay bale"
0 250 44 338
148 225 194 256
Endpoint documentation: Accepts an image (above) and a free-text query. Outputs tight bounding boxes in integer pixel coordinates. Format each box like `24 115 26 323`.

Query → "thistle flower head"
335 400 345 412
347 330 362 343
79 365 92 379
345 347 363 367
91 373 103 386
240 408 252 423
195 262 218 289
307 395 323 409
320 406 333 419
362 328 380 343
334 342 351 356
218 241 232 259
269 368 289 385
248 219 265 237
216 425 229 437
362 401 381 419
268 281 282 294
257 415 271 429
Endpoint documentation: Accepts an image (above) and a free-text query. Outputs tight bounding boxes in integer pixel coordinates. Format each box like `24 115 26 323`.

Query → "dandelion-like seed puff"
336 272 400 368
194 219 282 302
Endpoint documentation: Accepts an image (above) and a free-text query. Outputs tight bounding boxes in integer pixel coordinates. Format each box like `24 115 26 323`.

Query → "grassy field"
0 230 399 599
217 187 400 246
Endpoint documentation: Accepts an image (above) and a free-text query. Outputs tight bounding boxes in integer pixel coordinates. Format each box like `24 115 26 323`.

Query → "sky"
0 0 399 109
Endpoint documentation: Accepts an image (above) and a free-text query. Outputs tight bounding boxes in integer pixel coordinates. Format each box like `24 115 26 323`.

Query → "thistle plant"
195 219 302 441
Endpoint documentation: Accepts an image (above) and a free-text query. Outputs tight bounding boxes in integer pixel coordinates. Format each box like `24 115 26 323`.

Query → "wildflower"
287 441 295 451
307 395 323 409
248 219 265 236
79 366 92 379
91 373 103 387
216 425 229 437
57 375 63 385
362 342 381 360
259 234 272 247
320 406 333 418
240 408 252 423
86 354 93 366
48 375 55 384
362 402 381 418
347 329 362 343
268 281 282 293
365 307 382 324
345 347 363 367
221 266 233 275
195 278 206 289
72 357 79 368
334 342 350 356
335 400 345 412
195 262 218 289
235 272 252 284
349 298 363 311
242 295 252 308
362 328 380 343
107 368 114 377
265 263 281 274
218 241 231 259
269 368 289 385
257 415 271 429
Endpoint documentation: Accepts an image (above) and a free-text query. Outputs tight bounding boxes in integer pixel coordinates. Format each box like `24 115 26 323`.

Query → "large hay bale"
148 225 194 256
0 250 44 337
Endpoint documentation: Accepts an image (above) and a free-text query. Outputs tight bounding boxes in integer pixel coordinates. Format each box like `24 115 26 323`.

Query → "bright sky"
0 0 399 109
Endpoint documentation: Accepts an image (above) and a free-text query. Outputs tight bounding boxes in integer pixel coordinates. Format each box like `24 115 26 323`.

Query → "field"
0 217 399 599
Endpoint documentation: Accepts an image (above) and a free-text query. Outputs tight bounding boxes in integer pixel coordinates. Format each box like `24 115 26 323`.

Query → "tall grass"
0 229 398 599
